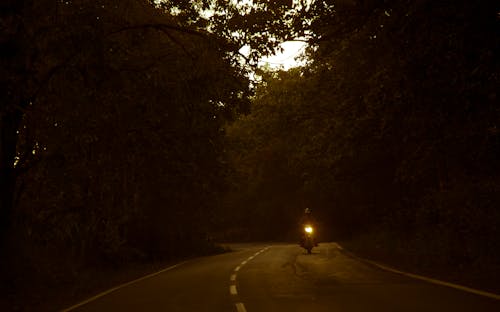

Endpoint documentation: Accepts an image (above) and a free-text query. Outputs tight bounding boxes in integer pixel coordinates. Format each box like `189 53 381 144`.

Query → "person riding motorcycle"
299 208 315 227
299 208 318 251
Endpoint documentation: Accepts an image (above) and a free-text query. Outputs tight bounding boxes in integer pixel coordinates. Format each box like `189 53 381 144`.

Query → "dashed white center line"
229 246 271 312
235 302 247 312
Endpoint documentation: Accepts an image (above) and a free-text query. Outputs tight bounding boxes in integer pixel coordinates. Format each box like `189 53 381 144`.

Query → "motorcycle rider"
299 208 318 247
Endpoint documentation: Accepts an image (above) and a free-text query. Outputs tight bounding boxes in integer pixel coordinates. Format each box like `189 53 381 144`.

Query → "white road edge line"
337 243 500 301
230 285 238 295
235 302 247 312
230 274 237 281
61 261 188 312
241 260 247 265
235 265 241 272
369 260 500 300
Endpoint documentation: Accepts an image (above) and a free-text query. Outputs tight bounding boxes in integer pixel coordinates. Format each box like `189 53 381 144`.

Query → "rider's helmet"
304 208 311 214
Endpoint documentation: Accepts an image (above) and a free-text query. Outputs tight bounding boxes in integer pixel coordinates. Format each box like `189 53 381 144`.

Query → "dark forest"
1 0 499 310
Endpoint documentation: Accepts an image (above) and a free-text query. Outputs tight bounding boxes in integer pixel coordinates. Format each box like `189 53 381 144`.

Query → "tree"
0 0 321 253
1 0 257 273
222 1 500 262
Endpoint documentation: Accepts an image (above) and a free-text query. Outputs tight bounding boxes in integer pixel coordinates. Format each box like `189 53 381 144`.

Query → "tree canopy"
223 1 500 267
1 1 499 306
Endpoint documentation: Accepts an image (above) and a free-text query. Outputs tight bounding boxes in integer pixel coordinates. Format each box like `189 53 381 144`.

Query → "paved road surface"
66 243 500 311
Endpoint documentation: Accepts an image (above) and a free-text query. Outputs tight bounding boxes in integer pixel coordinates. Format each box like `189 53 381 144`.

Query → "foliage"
156 0 314 64
1 2 499 304
223 0 500 269
0 0 254 281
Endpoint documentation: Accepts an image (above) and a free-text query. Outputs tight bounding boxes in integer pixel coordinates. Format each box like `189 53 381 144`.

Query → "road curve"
64 243 500 311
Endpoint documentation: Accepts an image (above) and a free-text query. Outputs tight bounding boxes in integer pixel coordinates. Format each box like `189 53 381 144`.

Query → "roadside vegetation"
223 0 500 293
1 0 499 310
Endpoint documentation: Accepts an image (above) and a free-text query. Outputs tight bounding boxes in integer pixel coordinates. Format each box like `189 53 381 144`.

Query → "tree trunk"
0 109 22 248
0 0 31 250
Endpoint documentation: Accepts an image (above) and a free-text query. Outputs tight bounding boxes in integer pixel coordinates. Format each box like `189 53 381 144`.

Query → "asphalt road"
65 243 500 311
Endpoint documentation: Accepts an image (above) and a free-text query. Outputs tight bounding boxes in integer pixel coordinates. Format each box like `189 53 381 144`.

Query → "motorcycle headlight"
304 226 313 233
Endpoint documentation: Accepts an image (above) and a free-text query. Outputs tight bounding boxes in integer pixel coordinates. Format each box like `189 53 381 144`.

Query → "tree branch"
108 23 208 39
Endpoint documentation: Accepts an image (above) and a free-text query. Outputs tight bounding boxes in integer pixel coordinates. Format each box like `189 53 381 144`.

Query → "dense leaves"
1 1 499 307
224 1 500 269
0 0 254 285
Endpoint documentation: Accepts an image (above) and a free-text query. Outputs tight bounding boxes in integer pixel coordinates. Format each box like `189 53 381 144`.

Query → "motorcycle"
300 224 316 254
